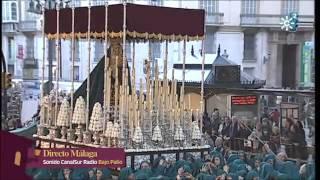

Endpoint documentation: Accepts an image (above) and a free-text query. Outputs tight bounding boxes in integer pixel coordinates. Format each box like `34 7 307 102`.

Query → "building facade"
2 0 314 89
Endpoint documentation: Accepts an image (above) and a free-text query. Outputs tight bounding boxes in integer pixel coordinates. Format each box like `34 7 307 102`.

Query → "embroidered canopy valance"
45 3 205 41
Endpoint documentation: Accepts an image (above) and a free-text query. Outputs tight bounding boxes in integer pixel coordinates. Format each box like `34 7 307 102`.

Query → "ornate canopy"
45 3 205 41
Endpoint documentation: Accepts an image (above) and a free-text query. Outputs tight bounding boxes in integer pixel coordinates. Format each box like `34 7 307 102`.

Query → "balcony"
24 57 38 68
240 14 314 29
23 69 39 80
23 57 39 80
19 21 39 32
2 23 18 33
206 12 224 25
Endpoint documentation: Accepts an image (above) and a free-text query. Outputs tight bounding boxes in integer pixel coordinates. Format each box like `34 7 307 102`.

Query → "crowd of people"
202 108 308 158
26 107 315 179
27 140 315 180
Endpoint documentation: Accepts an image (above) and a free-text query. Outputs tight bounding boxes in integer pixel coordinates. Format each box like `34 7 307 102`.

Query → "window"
48 40 56 62
94 40 104 62
282 0 299 15
8 37 14 59
26 35 35 58
310 48 314 84
2 1 18 22
74 66 80 81
125 43 132 62
92 0 104 6
70 40 80 61
150 0 163 6
243 33 256 60
200 0 218 14
11 2 17 20
241 0 257 14
151 42 161 59
75 41 80 61
8 65 15 75
204 27 215 54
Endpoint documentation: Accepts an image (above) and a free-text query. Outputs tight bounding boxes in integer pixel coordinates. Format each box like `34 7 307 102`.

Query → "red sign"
231 95 257 105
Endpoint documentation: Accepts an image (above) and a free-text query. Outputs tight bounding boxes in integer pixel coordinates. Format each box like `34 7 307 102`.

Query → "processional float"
35 2 207 150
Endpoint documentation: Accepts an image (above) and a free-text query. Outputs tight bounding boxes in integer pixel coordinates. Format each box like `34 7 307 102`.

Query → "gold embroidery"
45 31 204 41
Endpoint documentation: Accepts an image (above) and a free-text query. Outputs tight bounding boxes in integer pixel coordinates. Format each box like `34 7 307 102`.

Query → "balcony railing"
23 69 39 80
24 57 38 68
206 12 224 25
240 14 314 28
2 23 18 33
19 21 38 32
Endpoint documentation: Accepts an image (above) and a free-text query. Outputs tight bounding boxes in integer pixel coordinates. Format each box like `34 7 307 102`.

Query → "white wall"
299 1 314 16
220 0 241 26
243 30 268 80
215 32 244 65
259 0 281 15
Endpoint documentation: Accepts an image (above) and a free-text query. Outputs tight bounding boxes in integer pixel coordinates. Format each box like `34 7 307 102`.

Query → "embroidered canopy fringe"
44 3 205 42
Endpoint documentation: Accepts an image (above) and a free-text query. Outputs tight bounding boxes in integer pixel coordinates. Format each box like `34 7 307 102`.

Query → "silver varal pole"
41 5 45 126
55 4 60 127
86 3 92 132
182 37 186 125
103 2 109 134
120 1 127 138
70 3 75 130
200 38 205 134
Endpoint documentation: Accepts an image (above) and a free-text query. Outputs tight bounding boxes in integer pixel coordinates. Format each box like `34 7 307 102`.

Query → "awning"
45 3 205 41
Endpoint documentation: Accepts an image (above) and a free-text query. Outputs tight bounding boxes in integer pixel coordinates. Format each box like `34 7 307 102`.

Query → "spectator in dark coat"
294 121 307 146
238 120 251 139
202 112 211 135
228 116 240 138
210 108 221 141
284 117 294 137
261 118 272 141
220 116 231 137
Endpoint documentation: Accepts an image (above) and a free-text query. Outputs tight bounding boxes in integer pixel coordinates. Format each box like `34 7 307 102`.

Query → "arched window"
11 2 17 21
